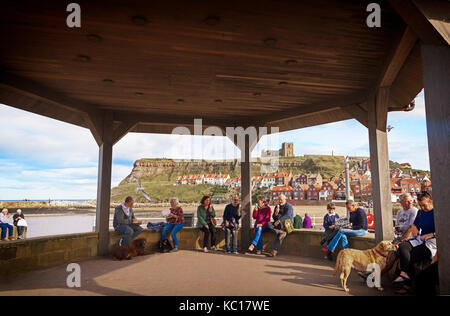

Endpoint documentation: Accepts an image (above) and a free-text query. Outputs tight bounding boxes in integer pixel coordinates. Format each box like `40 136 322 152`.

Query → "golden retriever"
333 240 396 292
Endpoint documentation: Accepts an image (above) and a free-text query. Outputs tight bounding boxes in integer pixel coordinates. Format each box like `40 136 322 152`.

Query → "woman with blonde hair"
160 197 184 252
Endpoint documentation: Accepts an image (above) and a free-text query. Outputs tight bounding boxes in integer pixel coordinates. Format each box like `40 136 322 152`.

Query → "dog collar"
375 249 386 258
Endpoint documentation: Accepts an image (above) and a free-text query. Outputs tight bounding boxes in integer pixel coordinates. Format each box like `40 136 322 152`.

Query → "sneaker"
170 247 178 253
232 249 238 254
226 248 231 253
256 250 262 255
203 247 208 253
211 246 217 251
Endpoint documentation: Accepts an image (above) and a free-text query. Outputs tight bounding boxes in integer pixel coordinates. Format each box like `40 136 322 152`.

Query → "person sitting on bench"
113 196 143 246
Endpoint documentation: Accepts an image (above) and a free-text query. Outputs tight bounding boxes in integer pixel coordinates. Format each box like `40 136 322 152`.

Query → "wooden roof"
0 0 448 136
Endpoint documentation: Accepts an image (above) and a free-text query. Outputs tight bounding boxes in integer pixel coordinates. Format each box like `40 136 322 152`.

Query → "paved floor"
0 250 396 296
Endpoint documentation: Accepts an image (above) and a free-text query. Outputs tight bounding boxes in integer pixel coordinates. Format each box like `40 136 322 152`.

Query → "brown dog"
113 238 147 260
333 240 396 292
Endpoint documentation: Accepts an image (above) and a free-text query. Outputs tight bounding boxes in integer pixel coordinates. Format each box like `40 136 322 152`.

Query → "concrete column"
368 87 394 243
95 113 114 256
421 44 450 295
240 134 252 250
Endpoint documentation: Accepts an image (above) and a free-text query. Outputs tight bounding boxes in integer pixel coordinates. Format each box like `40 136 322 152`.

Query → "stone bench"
1 228 375 276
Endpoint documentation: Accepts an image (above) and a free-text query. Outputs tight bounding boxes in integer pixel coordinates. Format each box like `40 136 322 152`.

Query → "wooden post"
368 87 394 243
421 44 450 295
93 112 114 256
240 134 252 251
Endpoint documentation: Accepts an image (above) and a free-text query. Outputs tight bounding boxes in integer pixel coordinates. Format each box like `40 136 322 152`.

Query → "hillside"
111 156 428 203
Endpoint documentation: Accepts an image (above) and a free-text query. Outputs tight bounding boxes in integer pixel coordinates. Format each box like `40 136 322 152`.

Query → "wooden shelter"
1 0 449 294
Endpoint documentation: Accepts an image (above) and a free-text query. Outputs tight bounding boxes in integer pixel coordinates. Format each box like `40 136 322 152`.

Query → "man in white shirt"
396 193 418 237
0 208 14 241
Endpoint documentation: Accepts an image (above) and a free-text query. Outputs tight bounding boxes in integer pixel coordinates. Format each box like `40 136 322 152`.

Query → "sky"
0 91 429 200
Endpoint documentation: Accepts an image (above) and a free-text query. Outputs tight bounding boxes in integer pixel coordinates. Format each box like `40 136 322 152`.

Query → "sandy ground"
0 250 395 296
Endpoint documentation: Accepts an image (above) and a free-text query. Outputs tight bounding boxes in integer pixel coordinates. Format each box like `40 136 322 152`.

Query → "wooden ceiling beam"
254 92 367 126
388 0 448 45
378 26 418 88
413 0 450 45
0 72 101 117
340 104 369 128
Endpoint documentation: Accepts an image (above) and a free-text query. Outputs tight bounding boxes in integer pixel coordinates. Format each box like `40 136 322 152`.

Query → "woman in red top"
161 197 184 252
247 196 272 254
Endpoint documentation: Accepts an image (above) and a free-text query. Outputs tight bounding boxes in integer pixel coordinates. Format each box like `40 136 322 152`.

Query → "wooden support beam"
388 0 448 45
379 26 418 87
240 134 252 250
112 119 139 145
0 72 100 116
255 92 367 126
340 104 368 127
421 44 450 295
95 111 114 256
368 87 394 243
413 0 450 45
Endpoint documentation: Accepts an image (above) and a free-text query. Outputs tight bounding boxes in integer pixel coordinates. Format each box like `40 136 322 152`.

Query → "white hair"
399 193 412 201
17 209 22 213
170 197 179 205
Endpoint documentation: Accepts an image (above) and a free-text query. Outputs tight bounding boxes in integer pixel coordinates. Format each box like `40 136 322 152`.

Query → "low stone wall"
0 232 98 275
1 228 376 275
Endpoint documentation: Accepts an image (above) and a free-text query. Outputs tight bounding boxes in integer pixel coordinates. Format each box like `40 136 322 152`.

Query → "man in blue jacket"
326 200 367 253
268 194 293 257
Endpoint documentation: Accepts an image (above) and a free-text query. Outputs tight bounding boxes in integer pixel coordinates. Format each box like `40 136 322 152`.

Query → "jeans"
225 227 238 251
267 222 286 251
16 225 25 237
161 223 184 248
327 229 366 252
251 225 270 251
114 224 143 246
0 223 13 239
200 225 216 248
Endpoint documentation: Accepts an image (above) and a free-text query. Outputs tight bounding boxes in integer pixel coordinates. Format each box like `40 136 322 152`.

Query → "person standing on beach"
0 208 14 241
113 196 143 246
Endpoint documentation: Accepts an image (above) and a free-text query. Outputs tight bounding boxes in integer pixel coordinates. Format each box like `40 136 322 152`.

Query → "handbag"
17 219 28 227
283 218 294 234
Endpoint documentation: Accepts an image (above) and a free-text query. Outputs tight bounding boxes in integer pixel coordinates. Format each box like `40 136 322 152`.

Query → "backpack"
158 239 173 253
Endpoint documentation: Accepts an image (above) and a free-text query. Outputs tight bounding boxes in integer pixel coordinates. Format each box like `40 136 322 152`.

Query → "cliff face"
118 156 353 185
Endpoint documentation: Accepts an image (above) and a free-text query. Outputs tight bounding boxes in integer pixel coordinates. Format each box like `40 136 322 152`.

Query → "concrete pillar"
368 87 394 243
240 134 252 250
94 113 114 256
421 44 450 295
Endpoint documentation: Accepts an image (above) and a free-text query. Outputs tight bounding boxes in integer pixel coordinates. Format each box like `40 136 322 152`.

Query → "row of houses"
175 173 230 186
174 159 432 203
271 183 352 203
